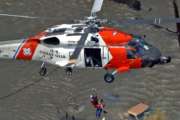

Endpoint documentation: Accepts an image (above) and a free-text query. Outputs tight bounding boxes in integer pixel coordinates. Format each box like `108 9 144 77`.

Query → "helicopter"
0 0 179 83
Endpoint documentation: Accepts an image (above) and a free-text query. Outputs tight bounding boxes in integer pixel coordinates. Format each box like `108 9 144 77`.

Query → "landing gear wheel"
39 67 47 76
104 73 115 83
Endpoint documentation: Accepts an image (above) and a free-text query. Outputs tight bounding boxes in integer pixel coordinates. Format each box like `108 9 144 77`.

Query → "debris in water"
111 0 142 11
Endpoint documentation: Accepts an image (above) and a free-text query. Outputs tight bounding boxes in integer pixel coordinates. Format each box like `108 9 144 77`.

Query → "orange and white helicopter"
0 0 178 83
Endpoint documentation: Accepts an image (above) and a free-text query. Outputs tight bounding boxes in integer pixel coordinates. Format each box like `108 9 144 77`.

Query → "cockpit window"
127 36 153 58
43 37 60 45
127 49 136 59
128 37 151 50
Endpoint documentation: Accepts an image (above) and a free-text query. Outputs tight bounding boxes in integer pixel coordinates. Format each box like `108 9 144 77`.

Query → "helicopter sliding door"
84 48 102 67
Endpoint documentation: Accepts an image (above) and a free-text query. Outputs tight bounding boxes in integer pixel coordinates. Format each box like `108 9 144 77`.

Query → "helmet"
90 95 93 99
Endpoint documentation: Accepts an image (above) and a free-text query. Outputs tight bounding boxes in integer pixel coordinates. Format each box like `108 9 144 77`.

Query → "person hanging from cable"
90 89 107 119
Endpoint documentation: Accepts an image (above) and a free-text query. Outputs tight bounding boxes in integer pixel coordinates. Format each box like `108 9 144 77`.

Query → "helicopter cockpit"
127 36 152 58
127 35 171 67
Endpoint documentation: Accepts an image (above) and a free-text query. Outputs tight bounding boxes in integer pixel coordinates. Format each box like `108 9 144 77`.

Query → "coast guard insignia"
23 48 32 56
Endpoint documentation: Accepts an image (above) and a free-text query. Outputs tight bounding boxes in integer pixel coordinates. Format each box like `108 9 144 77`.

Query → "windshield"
127 36 152 58
128 36 151 49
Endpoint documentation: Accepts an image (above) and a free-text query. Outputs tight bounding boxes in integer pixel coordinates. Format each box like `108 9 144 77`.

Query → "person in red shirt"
90 91 107 118
95 99 107 118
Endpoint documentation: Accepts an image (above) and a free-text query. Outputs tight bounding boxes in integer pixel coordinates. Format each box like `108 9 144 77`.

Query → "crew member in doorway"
86 56 94 67
91 35 99 46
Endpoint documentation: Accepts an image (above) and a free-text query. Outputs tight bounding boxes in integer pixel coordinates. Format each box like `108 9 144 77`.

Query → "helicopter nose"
141 46 171 67
142 56 171 68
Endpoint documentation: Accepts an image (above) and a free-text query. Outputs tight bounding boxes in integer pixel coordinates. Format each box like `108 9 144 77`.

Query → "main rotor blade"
91 0 104 15
69 27 90 60
107 17 180 34
109 17 180 26
0 13 39 19
0 13 58 20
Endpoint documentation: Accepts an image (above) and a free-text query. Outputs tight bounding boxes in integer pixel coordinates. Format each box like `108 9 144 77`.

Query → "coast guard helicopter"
0 0 177 83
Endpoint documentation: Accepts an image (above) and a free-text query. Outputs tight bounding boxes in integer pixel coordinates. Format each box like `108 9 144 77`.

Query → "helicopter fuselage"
0 24 171 83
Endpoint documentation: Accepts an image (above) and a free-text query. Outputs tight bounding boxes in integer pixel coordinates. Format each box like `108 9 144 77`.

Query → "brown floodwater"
0 0 179 120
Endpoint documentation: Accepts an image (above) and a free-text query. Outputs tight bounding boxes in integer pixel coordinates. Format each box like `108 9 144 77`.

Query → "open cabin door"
84 48 102 67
